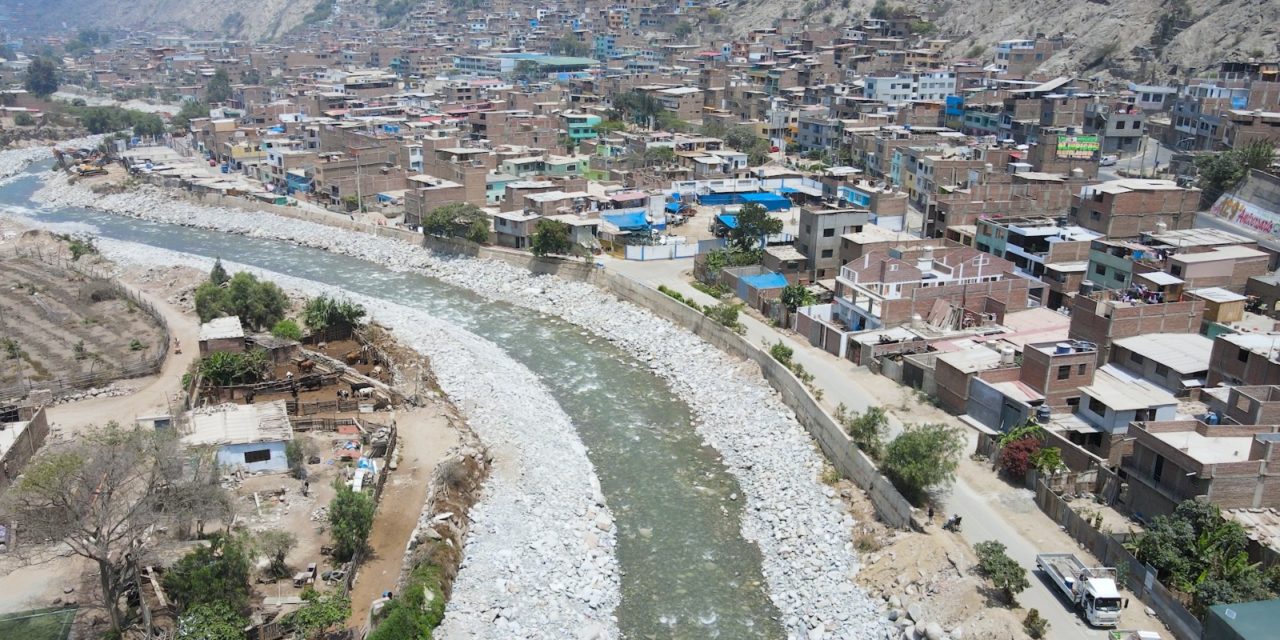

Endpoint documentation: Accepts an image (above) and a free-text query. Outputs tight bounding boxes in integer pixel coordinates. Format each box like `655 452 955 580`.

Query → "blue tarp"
698 192 747 206
740 272 789 290
603 212 649 231
717 213 738 229
741 192 792 211
665 202 681 213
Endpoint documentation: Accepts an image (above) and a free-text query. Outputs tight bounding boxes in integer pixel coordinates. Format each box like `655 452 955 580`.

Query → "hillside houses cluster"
7 2 1280 543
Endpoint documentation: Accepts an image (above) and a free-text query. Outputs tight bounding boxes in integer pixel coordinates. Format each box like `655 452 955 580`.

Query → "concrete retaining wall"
601 273 920 530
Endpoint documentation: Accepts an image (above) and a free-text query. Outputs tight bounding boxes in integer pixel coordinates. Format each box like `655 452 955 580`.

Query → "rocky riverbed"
0 135 105 182
82 240 622 640
31 173 892 639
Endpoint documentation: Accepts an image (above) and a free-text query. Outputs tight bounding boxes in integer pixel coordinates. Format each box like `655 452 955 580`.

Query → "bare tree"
4 423 230 635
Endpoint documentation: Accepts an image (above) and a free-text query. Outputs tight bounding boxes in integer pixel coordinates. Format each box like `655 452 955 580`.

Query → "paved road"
602 256 1118 639
1099 137 1174 182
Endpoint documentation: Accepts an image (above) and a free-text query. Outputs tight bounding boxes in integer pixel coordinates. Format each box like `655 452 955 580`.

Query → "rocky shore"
81 239 622 639
32 174 891 639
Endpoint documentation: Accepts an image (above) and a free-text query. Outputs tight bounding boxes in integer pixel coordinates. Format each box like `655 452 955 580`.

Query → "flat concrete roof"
1081 365 1178 411
1151 430 1253 464
936 345 1003 373
199 316 245 341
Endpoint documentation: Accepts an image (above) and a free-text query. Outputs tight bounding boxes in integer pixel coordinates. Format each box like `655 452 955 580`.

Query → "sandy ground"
347 404 459 628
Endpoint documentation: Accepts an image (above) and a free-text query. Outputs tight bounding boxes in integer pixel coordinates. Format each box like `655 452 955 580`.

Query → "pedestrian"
928 506 934 522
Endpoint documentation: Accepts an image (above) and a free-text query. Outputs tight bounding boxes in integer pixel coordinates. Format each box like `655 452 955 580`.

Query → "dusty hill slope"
728 0 1278 79
29 0 315 41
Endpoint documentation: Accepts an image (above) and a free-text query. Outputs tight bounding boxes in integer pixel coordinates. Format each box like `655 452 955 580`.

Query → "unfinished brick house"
832 245 1029 330
1068 178 1201 238
1068 291 1205 365
1123 420 1280 518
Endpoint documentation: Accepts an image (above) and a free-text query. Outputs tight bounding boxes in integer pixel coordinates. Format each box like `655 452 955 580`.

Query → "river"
0 165 785 638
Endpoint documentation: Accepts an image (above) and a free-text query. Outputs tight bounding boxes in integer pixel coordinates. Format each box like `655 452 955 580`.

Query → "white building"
863 71 957 106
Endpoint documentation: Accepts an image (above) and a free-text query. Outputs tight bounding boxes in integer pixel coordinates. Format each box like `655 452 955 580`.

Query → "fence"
1033 478 1203 640
623 241 702 261
342 420 398 596
0 249 171 403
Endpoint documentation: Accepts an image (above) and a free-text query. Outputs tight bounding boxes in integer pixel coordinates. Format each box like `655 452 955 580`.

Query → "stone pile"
35 174 891 639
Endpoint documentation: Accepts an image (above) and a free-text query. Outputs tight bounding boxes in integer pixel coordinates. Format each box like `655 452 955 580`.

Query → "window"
1170 264 1182 277
1066 397 1080 408
1057 365 1071 380
1088 396 1106 415
1152 453 1166 482
823 228 835 237
1155 363 1169 377
243 449 272 464
1091 210 1101 221
1078 363 1087 375
1094 264 1107 275
1130 352 1145 365
821 249 833 258
1115 121 1125 130
1238 347 1250 363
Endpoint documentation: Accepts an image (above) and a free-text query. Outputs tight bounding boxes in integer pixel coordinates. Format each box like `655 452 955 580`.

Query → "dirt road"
45 281 198 435
347 405 458 630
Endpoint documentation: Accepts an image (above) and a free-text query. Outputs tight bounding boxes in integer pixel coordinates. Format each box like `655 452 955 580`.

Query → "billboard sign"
1056 134 1100 160
1210 192 1280 239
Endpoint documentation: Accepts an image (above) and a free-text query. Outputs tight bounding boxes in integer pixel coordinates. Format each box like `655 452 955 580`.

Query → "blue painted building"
184 401 294 474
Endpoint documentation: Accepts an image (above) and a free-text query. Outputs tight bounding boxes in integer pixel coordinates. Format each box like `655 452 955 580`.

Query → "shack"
183 401 294 474
199 316 246 356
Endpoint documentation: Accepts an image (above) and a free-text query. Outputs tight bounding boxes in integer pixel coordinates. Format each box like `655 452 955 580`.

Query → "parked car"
1100 155 1119 166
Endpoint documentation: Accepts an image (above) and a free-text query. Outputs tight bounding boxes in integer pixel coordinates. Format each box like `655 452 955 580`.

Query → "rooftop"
199 316 245 342
1081 365 1178 411
1150 429 1254 464
1187 287 1247 304
183 401 293 447
1112 333 1213 375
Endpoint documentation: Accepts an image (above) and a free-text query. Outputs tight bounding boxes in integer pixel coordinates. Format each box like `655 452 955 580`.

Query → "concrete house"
183 401 294 474
1109 333 1214 394
199 316 246 356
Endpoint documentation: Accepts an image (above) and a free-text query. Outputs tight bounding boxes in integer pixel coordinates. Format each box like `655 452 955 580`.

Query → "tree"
164 533 253 613
422 202 488 240
723 125 773 166
287 590 351 638
175 602 248 640
512 59 542 83
1000 436 1041 480
836 404 887 460
728 202 783 251
256 530 298 579
329 482 376 561
172 100 210 131
974 540 1030 605
198 349 270 386
531 219 573 256
881 422 964 504
642 146 676 167
285 440 306 479
271 319 303 341
302 295 367 341
673 21 694 38
1196 139 1276 206
24 57 59 98
1029 446 1064 475
1132 499 1277 615
132 113 165 138
207 69 233 104
1022 608 1049 639
196 272 288 331
209 257 230 285
4 424 229 635
549 34 591 58
780 283 816 311
14 112 34 126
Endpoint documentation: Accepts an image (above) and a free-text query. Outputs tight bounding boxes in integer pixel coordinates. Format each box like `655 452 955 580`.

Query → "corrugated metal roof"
183 401 292 446
199 316 245 341
1112 333 1213 375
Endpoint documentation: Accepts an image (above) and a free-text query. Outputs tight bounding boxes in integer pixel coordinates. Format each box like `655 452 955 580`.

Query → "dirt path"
347 404 458 630
44 282 199 435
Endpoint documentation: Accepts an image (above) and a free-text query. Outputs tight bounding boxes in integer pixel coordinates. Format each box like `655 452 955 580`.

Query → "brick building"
1068 291 1205 365
1069 179 1201 238
1123 420 1280 518
1207 333 1280 386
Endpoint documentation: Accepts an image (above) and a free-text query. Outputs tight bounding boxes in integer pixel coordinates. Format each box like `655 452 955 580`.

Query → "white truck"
1035 553 1123 627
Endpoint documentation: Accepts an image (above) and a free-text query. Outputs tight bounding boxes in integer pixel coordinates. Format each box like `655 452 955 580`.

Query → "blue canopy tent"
716 213 738 229
602 211 650 232
664 202 682 213
740 192 792 211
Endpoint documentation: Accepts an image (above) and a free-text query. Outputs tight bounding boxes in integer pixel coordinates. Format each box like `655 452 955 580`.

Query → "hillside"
725 0 1279 80
26 0 315 41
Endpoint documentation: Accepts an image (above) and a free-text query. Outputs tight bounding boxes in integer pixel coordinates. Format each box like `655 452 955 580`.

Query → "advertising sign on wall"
1056 135 1100 160
1210 192 1280 239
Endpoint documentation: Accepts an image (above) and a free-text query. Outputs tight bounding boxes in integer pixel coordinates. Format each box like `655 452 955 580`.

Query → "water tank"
1036 405 1052 424
1071 167 1084 177
1080 280 1096 296
1055 342 1073 354
1155 221 1169 233
1205 411 1220 426
1000 346 1016 366
910 313 924 329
